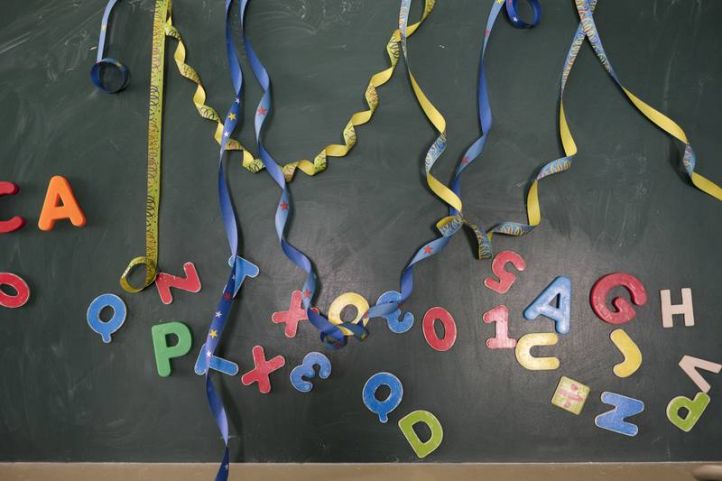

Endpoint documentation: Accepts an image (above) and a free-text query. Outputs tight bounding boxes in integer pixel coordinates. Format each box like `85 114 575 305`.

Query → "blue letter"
86 293 126 343
524 276 571 334
362 372 403 423
290 352 332 393
595 391 645 437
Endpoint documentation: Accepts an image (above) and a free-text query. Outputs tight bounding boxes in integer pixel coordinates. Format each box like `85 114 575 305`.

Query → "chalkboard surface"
1 0 720 463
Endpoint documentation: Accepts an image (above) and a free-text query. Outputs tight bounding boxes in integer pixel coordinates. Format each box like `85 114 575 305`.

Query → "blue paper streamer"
367 0 541 321
90 0 130 93
238 0 366 348
200 1 261 480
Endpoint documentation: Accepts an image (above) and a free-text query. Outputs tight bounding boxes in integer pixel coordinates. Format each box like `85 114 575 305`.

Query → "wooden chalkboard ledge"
1 462 721 481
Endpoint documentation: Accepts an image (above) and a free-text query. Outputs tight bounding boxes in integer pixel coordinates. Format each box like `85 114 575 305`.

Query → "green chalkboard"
1 0 720 463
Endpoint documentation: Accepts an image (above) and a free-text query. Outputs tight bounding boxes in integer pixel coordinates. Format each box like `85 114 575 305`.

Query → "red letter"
0 272 30 308
38 176 86 231
482 305 517 349
240 345 286 394
0 182 25 233
154 262 202 304
484 250 526 294
590 272 647 325
272 290 320 338
422 307 457 352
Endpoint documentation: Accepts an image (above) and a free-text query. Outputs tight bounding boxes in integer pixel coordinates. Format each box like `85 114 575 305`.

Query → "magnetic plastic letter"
240 345 286 394
151 321 192 377
375 290 414 334
484 250 526 294
0 181 25 233
328 292 369 336
362 372 403 423
422 306 457 352
0 272 30 308
594 392 645 437
515 333 560 370
194 343 239 376
86 293 126 343
37 176 86 231
678 355 721 394
590 272 647 325
610 329 642 378
660 288 695 328
154 262 202 304
482 305 516 349
272 290 317 338
666 392 710 432
290 352 332 393
398 410 443 459
228 255 260 297
523 276 571 334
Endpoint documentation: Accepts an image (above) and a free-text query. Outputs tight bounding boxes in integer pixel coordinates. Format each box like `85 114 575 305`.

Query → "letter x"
241 345 285 394
272 290 318 338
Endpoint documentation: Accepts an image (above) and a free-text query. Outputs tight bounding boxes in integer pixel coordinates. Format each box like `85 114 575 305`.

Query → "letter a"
524 276 571 334
38 176 86 231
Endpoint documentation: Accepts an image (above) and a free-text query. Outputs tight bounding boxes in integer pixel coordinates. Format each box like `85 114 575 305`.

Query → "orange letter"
38 176 86 231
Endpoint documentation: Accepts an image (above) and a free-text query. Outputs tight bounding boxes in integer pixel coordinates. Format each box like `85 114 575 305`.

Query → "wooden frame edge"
1 462 721 481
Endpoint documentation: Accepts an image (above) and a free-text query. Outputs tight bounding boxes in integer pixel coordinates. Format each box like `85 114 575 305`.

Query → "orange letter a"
38 176 87 231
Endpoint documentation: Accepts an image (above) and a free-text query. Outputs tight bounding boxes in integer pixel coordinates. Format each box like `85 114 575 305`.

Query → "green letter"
398 410 443 459
666 392 710 432
151 321 192 377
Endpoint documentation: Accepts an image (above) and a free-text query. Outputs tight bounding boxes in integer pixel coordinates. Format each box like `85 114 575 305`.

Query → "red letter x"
271 290 318 338
241 345 285 394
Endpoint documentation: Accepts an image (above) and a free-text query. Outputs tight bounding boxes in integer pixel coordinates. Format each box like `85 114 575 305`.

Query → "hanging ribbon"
367 0 541 320
483 0 584 240
164 18 265 174
447 0 540 259
170 0 437 182
117 0 170 293
90 0 130 93
200 1 265 479
239 0 366 348
278 0 436 181
238 0 491 343
90 0 262 293
91 0 263 171
488 0 721 244
92 0 436 183
169 0 436 180
367 0 471 319
571 0 722 201
93 0 438 295
235 0 438 346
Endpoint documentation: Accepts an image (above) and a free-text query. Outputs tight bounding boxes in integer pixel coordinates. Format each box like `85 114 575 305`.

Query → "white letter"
660 288 694 328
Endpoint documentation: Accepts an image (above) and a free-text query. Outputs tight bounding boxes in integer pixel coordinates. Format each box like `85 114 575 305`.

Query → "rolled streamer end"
120 256 157 293
90 58 130 94
505 0 542 29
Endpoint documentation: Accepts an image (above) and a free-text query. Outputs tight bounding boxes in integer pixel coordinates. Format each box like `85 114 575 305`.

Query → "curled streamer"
368 0 541 320
239 0 365 348
489 0 721 243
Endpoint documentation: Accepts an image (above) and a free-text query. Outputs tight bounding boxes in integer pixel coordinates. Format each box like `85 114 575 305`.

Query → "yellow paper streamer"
167 0 437 183
119 0 169 293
